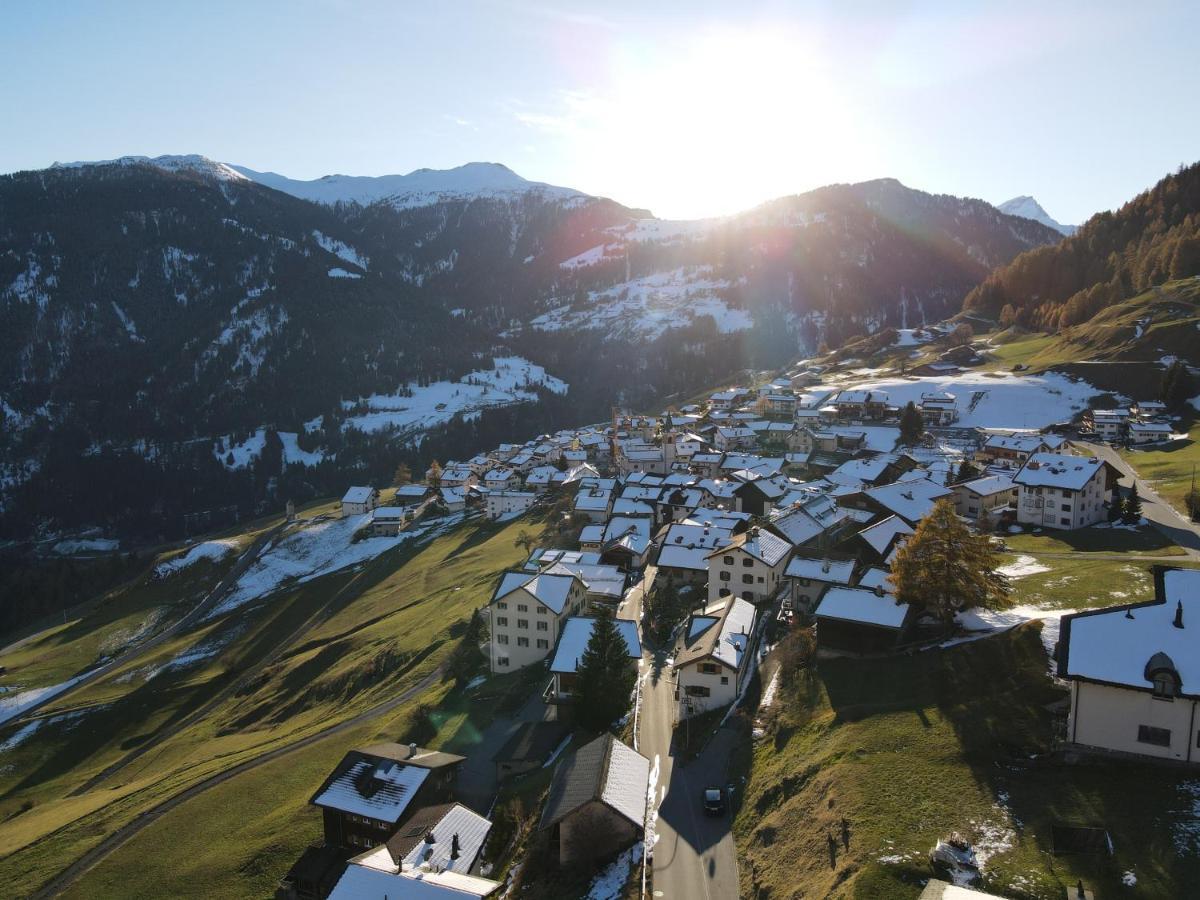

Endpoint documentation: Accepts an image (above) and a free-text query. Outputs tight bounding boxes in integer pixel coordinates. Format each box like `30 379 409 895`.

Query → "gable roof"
549 616 642 674
540 734 649 830
675 596 757 672
312 757 430 823
863 477 953 524
706 528 792 566
342 486 376 504
785 555 856 584
490 570 581 614
1013 452 1106 490
329 864 499 899
816 586 909 629
856 515 914 556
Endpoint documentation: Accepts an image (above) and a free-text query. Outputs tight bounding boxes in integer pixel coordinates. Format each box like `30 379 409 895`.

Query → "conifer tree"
575 607 637 733
899 402 924 445
891 499 1010 626
954 459 981 484
392 462 412 486
1122 484 1143 524
1161 360 1194 409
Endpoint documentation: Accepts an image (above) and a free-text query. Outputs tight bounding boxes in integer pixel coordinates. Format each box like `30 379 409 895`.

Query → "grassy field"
737 626 1200 899
0 508 543 898
1120 424 1200 517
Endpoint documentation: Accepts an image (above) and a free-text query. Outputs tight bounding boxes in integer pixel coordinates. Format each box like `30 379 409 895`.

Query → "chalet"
393 483 432 506
439 487 467 514
547 616 642 702
484 490 536 520
1132 399 1168 421
578 524 605 552
598 516 653 569
713 426 757 452
368 506 408 537
341 486 380 518
310 742 465 852
483 467 518 490
953 474 1018 519
848 476 955 525
763 393 798 416
674 596 757 718
832 389 889 421
655 521 736 585
1087 409 1129 442
524 465 561 492
1012 452 1115 530
919 392 958 426
344 802 492 877
709 388 749 410
1129 421 1174 445
814 586 913 654
1059 568 1200 764
488 570 587 672
439 465 477 489
573 485 614 523
911 361 960 377
539 560 626 611
706 526 793 604
785 553 856 614
976 432 1060 468
731 473 791 516
539 734 649 865
493 721 571 781
562 448 589 466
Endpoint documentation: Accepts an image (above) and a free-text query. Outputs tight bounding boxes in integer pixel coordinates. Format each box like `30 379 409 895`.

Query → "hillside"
0 160 1059 543
964 161 1200 330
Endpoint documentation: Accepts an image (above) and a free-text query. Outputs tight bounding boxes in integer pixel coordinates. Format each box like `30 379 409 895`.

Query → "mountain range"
0 155 1065 541
997 195 1076 236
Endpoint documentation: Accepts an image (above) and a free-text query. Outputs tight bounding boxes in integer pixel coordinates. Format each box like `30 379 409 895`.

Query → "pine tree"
575 608 637 733
1122 484 1143 524
1108 492 1123 522
899 402 924 445
891 499 1010 626
952 459 981 484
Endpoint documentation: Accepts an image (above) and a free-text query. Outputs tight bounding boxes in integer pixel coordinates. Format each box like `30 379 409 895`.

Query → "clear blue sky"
3 0 1197 222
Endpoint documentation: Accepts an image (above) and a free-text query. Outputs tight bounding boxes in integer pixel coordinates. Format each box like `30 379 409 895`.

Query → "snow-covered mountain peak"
50 154 248 182
997 195 1076 236
228 160 589 209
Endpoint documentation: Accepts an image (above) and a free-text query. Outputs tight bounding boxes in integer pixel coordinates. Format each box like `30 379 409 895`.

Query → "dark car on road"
703 786 726 815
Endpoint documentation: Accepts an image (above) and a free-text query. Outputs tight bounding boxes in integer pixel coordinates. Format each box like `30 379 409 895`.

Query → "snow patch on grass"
996 555 1051 579
155 539 239 577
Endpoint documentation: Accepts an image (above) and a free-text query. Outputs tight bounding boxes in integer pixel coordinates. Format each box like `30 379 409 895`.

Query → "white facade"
341 486 380 518
1067 679 1200 763
485 490 536 520
706 531 792 605
1013 454 1109 530
488 574 587 672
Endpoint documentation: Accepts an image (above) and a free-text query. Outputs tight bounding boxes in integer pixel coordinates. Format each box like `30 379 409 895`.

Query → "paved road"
619 564 655 625
31 666 444 899
640 647 740 900
1081 442 1200 558
6 523 285 728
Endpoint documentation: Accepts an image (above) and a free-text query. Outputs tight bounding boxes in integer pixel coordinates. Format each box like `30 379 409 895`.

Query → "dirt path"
31 666 443 899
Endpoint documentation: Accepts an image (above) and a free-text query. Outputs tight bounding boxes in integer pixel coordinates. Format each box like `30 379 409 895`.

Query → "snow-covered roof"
856 566 894 593
864 477 953 523
312 759 429 822
542 561 624 598
549 616 642 674
708 528 792 566
957 474 1016 497
1130 422 1173 434
856 515 914 556
675 596 756 672
1013 452 1105 490
983 433 1046 453
491 570 579 614
1060 569 1200 695
540 734 648 830
329 864 499 899
342 486 376 504
397 804 492 875
785 556 855 584
816 586 908 629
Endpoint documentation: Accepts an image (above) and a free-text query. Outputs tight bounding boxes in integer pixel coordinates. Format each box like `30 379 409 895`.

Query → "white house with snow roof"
1059 568 1200 763
1012 452 1114 530
487 570 587 672
341 486 380 518
705 526 793 604
785 554 857 613
673 596 758 718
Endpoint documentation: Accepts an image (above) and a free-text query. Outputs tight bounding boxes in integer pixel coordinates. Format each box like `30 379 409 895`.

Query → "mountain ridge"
997 195 1076 236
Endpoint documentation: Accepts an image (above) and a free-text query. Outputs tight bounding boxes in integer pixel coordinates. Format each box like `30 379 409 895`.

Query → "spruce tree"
955 459 981 484
1122 484 1143 524
575 608 637 733
899 402 924 446
891 499 1011 626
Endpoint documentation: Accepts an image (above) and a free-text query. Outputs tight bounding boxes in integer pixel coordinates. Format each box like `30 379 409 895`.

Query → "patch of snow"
327 267 362 279
311 230 368 270
53 538 119 554
541 734 572 768
0 676 88 727
1123 870 1137 886
154 539 239 577
955 605 1077 663
996 555 1051 579
215 429 266 469
279 431 325 467
1172 780 1200 855
110 302 144 342
585 844 640 900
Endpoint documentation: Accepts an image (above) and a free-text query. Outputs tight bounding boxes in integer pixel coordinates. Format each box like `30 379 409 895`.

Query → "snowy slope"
230 161 589 209
997 196 1076 236
51 154 247 182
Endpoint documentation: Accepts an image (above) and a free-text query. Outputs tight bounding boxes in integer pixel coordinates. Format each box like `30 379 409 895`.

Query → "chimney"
874 585 884 598
822 558 831 574
1175 600 1185 629
451 833 461 860
408 742 417 758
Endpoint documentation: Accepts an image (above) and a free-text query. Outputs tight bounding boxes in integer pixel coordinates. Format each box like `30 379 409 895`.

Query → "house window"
497 656 509 667
700 663 720 674
518 604 528 612
497 616 508 627
685 685 711 698
1060 517 1071 526
518 619 529 629
1137 725 1171 747
1153 672 1179 699
517 637 529 647
757 576 765 584
537 620 548 631
537 638 548 649
742 591 754 600
723 556 733 565
742 574 754 584
797 577 810 586
719 571 731 582
721 676 729 685
742 558 753 567
497 634 509 645
538 606 547 614
497 602 508 609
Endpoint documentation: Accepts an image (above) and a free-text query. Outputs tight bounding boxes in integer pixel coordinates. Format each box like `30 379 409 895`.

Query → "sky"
2 0 1198 223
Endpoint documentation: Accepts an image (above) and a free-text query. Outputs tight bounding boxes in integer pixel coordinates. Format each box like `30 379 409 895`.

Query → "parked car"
703 786 726 816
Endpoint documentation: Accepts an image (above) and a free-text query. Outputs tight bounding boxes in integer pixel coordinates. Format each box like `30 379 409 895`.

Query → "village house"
706 526 793 604
1058 568 1200 764
655 520 736 585
1012 452 1115 530
814 586 913 654
488 570 587 672
831 389 890 421
393 483 432 506
1087 409 1130 442
485 489 536 520
919 392 958 426
309 742 465 852
785 553 857 614
573 484 614 522
340 486 380 518
367 506 408 537
439 465 477 489
539 734 650 865
1129 421 1174 445
546 616 642 703
1132 399 1168 421
598 516 653 569
483 467 518 490
673 595 758 718
845 476 955 526
523 465 560 492
328 856 499 900
713 425 758 452
953 474 1018 519
976 432 1068 468
709 388 749 410
850 514 914 566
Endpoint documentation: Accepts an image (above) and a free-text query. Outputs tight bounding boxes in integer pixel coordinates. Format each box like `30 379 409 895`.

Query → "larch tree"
392 462 412 486
575 607 637 734
890 499 1010 626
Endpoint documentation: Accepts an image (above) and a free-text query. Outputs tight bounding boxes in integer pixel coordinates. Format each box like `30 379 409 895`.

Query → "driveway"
1082 442 1200 557
454 689 552 813
640 647 740 900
